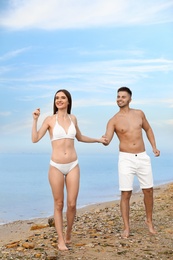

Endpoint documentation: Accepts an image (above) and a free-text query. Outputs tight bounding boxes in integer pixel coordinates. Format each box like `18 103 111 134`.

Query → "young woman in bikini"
32 89 106 251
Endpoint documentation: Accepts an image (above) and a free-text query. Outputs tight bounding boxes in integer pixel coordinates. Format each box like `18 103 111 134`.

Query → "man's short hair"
118 87 132 97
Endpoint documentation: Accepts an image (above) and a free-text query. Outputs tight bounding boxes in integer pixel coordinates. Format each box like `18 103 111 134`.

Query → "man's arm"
142 112 160 157
102 118 115 146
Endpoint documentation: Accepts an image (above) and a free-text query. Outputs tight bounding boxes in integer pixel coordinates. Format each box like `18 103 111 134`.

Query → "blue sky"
0 0 173 155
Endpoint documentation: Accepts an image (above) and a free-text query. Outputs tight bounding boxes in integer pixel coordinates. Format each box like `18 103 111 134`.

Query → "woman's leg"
65 165 80 244
48 166 68 250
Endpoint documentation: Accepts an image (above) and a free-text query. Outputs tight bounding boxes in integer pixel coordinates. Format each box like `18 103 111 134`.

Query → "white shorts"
118 151 153 191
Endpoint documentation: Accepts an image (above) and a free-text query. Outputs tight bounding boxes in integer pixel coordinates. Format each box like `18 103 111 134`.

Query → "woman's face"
55 91 69 110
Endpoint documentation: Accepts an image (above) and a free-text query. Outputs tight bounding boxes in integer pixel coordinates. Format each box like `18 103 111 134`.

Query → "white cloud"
0 111 11 116
0 0 173 30
17 93 53 102
73 98 115 108
0 47 31 61
0 66 13 75
132 98 173 106
2 57 173 83
166 119 173 125
0 110 51 135
79 49 145 57
155 119 173 126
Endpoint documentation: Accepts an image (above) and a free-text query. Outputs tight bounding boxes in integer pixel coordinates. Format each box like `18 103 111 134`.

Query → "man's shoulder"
134 109 144 114
130 108 141 111
130 109 146 121
108 113 119 124
131 108 144 115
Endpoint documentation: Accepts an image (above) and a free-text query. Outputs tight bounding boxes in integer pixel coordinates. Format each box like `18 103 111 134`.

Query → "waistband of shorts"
119 151 146 157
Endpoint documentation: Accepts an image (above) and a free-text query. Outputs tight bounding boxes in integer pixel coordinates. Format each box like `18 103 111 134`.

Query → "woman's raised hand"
32 108 40 120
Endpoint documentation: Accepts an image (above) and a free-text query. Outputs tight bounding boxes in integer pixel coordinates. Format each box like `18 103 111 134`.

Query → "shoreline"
1 180 172 227
0 183 171 235
0 182 173 239
0 183 173 259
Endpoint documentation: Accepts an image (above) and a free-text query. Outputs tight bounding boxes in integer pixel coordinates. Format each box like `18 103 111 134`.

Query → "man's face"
116 91 131 108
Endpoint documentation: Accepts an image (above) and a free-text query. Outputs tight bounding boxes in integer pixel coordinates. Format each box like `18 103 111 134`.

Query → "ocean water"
0 152 172 224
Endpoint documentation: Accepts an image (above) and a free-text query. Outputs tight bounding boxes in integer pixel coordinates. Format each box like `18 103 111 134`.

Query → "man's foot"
121 229 130 238
145 219 157 235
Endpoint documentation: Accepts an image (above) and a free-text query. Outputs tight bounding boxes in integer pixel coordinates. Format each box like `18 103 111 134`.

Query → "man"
103 87 160 238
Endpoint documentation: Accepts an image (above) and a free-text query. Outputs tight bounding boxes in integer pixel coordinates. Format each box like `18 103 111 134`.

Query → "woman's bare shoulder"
43 114 55 125
70 114 78 126
70 114 77 120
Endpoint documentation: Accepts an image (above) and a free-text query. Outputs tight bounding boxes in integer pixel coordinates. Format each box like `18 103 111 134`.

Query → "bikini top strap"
68 114 72 122
56 113 71 122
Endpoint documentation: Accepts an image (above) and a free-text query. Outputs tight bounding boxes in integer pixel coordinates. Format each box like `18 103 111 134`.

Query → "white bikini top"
51 114 76 141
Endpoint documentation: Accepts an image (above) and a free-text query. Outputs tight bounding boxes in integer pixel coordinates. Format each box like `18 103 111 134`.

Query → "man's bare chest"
115 116 142 134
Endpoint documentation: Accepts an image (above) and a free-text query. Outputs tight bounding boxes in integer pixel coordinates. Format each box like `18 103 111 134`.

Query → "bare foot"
121 229 130 238
145 220 157 235
58 242 68 251
65 233 71 244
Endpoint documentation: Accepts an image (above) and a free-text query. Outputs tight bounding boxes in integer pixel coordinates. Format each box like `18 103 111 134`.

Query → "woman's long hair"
53 89 72 114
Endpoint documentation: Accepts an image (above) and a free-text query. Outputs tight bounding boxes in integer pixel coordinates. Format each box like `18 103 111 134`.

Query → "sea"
0 152 173 225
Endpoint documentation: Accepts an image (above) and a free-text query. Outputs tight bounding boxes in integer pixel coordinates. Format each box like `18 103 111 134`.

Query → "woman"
32 89 106 251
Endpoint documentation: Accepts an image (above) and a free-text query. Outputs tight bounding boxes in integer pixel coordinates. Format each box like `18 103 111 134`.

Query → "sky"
0 0 173 155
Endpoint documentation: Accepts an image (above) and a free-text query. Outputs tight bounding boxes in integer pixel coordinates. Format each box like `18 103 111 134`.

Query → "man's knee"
121 190 132 200
142 187 153 195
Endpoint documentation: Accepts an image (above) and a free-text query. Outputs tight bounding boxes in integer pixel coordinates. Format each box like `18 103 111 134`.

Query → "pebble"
0 184 173 260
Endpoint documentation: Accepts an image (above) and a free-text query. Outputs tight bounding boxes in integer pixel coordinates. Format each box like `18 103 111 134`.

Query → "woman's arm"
73 115 107 144
32 108 50 143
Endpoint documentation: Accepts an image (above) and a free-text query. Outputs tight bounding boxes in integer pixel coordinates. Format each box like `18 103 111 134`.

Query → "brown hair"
118 87 132 97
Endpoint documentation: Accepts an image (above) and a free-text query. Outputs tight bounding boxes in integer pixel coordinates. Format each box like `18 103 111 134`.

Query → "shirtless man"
103 87 160 238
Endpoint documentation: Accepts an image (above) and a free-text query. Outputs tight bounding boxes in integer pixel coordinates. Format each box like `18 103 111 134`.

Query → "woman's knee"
54 200 64 211
67 201 76 211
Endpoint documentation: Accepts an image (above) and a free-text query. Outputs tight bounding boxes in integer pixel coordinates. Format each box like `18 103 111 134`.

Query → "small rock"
30 224 49 230
22 242 35 249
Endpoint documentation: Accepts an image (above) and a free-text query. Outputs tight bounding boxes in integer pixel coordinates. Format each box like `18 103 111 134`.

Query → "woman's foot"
65 232 71 244
121 229 130 238
58 240 68 251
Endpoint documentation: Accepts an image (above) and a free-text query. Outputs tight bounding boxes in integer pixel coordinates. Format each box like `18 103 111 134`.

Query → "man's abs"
119 139 145 154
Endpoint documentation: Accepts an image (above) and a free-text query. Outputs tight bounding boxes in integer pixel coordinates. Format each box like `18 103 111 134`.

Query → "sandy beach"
0 182 173 259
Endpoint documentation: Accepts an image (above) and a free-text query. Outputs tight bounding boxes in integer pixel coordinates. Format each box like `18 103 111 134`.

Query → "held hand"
153 148 160 157
32 108 40 120
101 135 109 145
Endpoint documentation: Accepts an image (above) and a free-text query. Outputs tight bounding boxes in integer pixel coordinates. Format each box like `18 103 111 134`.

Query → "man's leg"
142 187 156 234
120 190 132 238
